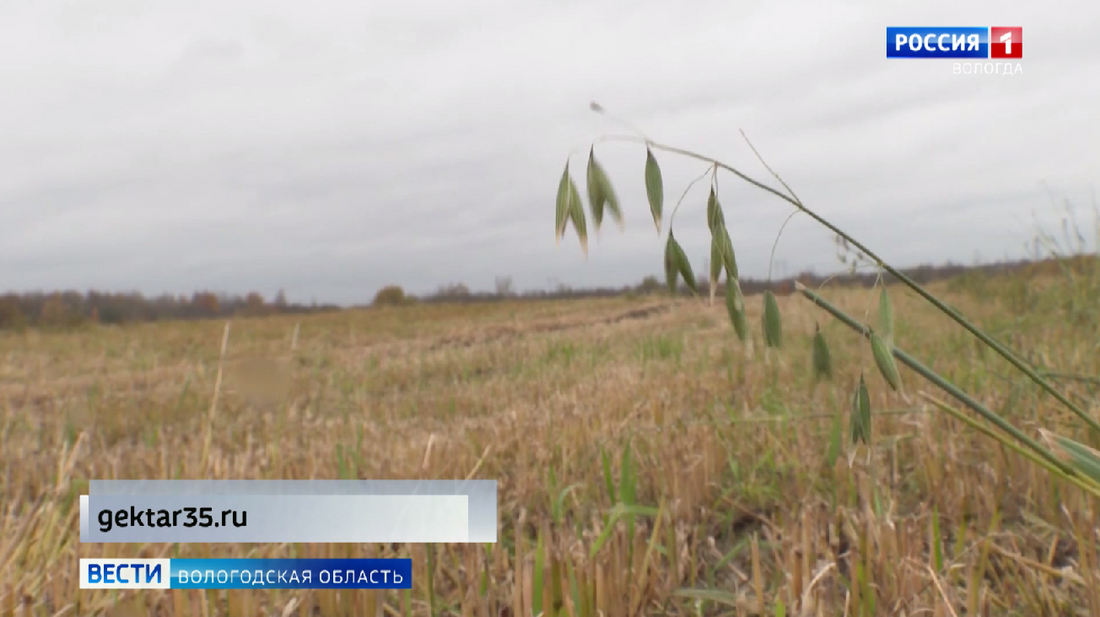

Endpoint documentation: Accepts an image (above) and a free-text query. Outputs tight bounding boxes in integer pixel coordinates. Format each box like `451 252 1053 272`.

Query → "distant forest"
0 256 1091 330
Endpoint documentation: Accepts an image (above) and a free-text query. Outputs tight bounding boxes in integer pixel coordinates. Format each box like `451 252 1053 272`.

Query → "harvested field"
2 267 1099 615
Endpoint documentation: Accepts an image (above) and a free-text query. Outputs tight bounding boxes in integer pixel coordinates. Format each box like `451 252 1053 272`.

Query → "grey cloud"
1 0 1098 305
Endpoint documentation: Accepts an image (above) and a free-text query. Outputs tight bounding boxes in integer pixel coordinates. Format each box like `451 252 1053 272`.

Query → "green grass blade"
1048 432 1100 486
931 505 943 572
533 527 545 617
673 588 740 609
600 447 616 504
826 408 842 467
589 503 660 558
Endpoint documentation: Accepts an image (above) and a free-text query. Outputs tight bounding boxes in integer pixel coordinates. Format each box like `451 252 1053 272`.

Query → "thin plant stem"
670 166 715 231
585 131 1099 437
200 321 231 477
795 281 1080 481
920 393 1100 499
767 210 800 282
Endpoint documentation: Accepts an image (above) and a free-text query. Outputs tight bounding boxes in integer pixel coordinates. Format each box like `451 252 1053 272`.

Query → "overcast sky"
1 1 1098 305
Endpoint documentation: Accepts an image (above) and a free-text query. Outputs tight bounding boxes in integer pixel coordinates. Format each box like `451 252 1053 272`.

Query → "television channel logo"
887 27 1022 59
989 27 1023 58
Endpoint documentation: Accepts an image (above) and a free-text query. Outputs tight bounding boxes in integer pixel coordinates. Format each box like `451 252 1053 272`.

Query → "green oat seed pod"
725 275 749 342
645 148 663 233
812 324 833 381
871 330 901 391
850 372 871 445
763 290 782 348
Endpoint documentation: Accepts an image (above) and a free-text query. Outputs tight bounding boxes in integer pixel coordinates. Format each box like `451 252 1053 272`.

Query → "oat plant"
554 101 1100 602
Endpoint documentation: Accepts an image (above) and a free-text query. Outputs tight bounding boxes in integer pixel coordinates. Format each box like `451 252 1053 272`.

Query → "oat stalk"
796 281 1100 492
564 113 1098 438
555 102 1100 497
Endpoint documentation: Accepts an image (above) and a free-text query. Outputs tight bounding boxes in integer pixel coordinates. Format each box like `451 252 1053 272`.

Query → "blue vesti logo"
887 27 992 58
81 558 413 590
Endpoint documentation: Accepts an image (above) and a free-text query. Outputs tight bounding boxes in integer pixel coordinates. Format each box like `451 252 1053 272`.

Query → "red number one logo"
990 27 1023 59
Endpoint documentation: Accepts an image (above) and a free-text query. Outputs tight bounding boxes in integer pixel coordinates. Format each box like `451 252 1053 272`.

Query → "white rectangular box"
80 494 470 543
87 480 498 543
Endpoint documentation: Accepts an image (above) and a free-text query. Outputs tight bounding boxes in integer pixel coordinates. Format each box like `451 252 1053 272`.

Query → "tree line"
373 257 1076 305
0 289 339 330
0 255 1087 330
